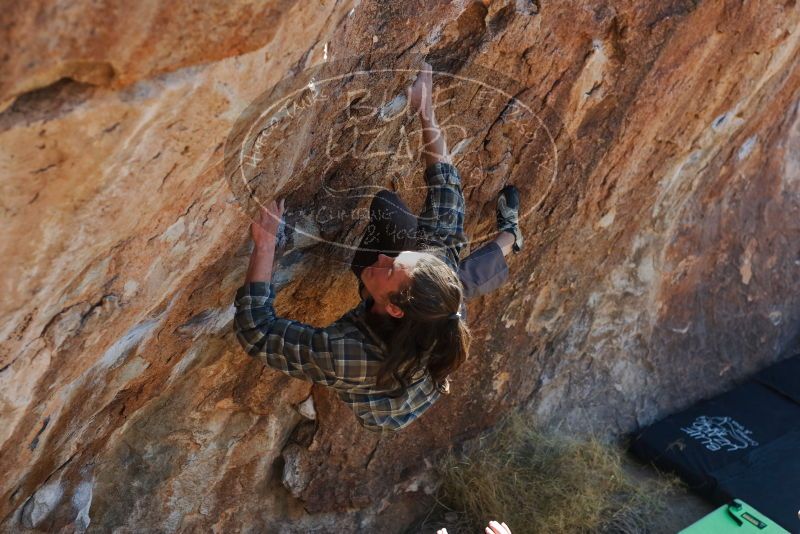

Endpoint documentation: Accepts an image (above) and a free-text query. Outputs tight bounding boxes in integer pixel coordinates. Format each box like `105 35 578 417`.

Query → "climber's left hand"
251 198 285 250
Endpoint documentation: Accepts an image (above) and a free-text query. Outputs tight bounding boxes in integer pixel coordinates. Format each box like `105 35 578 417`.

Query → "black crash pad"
756 354 800 405
631 353 800 533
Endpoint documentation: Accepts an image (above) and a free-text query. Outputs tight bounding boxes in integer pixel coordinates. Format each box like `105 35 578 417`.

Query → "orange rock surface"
1 0 799 531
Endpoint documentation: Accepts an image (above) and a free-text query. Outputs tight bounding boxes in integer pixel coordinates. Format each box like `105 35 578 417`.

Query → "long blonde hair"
375 253 471 389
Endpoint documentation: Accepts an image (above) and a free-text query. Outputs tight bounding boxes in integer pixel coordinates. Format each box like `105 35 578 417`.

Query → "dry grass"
411 414 677 534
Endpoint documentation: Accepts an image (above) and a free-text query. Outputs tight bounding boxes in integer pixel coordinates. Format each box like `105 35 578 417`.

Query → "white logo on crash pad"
680 416 759 452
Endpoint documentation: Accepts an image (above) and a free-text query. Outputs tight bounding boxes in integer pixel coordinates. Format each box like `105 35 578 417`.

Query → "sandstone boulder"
1 0 798 531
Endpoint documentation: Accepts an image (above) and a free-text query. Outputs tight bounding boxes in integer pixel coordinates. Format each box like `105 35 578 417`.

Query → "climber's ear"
385 302 404 319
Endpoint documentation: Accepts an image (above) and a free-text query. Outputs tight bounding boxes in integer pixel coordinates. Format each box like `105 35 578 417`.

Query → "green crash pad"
680 499 790 534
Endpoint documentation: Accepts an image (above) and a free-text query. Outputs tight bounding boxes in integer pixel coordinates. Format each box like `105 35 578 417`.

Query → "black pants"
350 190 509 300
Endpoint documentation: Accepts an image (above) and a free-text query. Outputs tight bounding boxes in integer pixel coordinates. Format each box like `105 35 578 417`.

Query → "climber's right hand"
407 61 433 119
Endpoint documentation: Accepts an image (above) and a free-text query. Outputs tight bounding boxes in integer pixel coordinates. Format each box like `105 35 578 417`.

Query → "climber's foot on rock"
497 185 523 253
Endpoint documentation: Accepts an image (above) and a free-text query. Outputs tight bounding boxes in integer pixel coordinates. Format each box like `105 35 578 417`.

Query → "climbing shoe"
497 185 523 252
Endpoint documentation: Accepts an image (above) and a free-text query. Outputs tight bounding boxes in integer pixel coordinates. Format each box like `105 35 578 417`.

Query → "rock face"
1 0 799 531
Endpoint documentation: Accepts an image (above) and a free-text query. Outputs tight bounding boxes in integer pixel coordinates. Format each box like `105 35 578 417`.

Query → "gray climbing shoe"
496 185 523 252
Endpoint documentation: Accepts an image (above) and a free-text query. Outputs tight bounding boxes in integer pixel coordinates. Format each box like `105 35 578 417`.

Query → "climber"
233 61 524 431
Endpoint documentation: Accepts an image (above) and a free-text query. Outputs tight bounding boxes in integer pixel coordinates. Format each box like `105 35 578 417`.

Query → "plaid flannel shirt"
233 161 467 432
416 161 468 270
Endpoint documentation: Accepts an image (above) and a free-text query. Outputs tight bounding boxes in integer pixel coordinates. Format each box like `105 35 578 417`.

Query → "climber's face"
361 251 426 317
